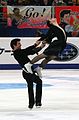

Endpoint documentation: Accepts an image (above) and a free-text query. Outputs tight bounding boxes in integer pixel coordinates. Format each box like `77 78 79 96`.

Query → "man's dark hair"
13 8 19 13
60 10 71 18
10 38 20 49
47 20 51 27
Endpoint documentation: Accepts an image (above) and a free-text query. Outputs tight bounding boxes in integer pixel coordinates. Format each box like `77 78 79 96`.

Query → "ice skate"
36 103 42 108
34 66 42 78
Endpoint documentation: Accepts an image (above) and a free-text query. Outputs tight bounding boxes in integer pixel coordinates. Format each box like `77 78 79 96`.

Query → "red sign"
55 6 79 27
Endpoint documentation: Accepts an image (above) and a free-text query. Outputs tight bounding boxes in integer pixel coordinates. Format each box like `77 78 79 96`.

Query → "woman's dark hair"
10 38 20 49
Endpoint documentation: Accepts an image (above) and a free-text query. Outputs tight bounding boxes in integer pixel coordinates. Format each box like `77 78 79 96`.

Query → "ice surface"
0 69 79 120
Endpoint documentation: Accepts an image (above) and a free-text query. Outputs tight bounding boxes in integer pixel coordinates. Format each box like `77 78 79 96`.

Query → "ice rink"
0 69 79 120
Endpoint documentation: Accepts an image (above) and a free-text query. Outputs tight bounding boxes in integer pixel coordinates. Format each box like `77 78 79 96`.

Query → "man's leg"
33 75 42 107
22 71 34 109
27 81 34 109
36 79 42 107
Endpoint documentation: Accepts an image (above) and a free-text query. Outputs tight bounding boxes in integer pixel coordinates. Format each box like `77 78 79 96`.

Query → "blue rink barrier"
0 64 79 70
0 83 53 89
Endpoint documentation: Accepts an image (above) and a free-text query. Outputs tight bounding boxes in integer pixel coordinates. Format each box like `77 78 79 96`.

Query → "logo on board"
54 43 79 61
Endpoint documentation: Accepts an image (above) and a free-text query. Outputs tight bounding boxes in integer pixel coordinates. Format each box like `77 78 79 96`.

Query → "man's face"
14 41 21 50
14 9 20 15
63 13 70 24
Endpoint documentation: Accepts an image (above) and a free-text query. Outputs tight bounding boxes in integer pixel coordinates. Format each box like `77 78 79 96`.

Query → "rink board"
0 37 79 69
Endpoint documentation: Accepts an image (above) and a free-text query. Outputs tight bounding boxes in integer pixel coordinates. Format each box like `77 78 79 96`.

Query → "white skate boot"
34 66 42 78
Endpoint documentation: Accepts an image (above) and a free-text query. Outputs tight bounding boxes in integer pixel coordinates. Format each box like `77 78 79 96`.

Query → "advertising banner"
7 6 51 29
55 6 79 33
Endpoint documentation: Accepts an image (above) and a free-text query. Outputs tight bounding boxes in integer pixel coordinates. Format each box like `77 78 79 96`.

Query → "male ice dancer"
30 18 67 77
10 38 45 109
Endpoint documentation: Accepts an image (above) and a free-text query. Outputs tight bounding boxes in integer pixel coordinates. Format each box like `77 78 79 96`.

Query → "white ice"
0 69 79 120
